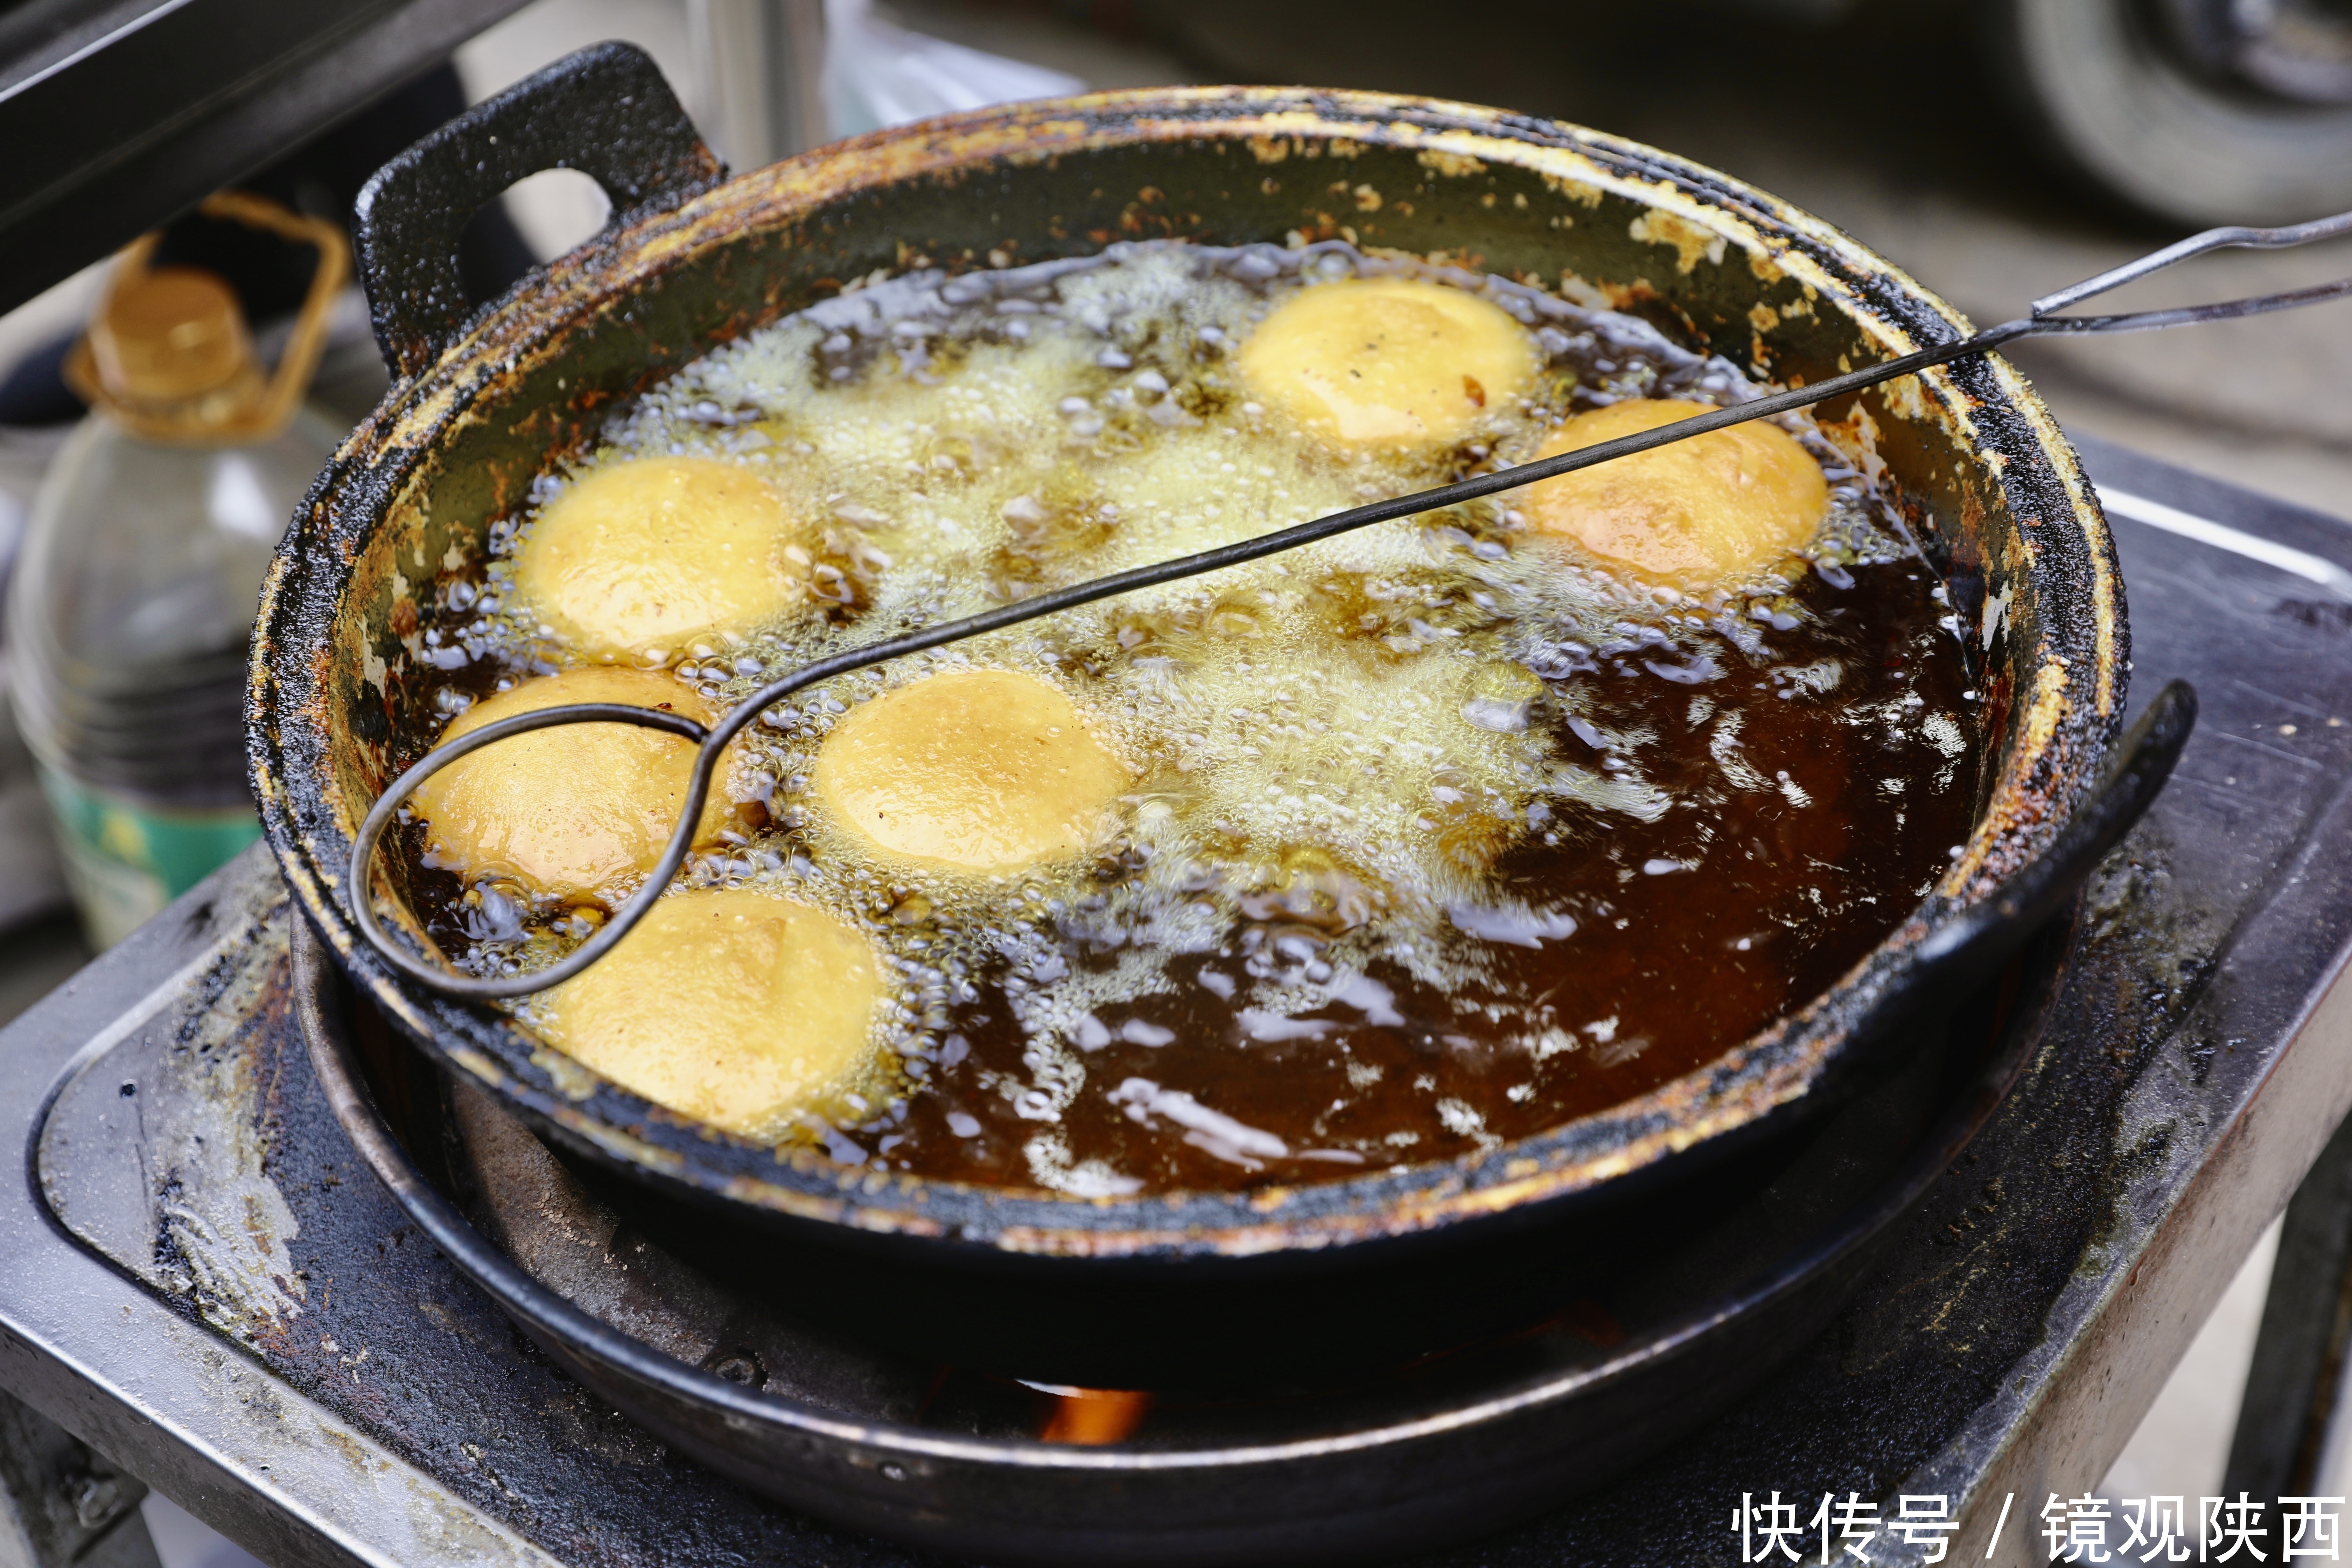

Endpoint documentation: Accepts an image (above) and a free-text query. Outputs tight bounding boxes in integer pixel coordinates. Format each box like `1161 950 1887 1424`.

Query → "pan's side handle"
1903 679 2199 1008
352 41 726 381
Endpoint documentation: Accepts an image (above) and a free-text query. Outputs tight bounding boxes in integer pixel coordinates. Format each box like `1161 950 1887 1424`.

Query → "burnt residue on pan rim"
248 86 2122 1260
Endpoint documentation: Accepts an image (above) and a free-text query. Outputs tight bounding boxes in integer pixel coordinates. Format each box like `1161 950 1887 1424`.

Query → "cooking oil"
400 239 1977 1193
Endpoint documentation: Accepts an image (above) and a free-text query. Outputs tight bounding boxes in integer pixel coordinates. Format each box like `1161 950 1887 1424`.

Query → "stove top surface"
10 434 2352 1567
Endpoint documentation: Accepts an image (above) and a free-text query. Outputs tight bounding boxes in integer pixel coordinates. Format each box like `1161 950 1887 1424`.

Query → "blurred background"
4 0 2345 1558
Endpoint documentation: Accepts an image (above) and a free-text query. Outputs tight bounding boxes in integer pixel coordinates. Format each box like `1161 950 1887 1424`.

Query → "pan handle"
1876 679 2198 1036
352 41 726 381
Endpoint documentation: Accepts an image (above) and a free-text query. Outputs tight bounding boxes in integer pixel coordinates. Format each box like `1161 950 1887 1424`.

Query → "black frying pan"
251 45 2153 1386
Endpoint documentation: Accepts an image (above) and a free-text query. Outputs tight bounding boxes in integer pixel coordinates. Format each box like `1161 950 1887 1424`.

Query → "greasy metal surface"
1912 440 2352 1562
0 853 560 1568
6 451 2347 1566
247 67 2125 1263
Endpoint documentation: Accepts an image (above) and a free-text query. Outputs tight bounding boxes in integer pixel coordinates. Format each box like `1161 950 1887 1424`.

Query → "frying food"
534 887 887 1135
1236 276 1538 447
412 667 732 899
514 455 808 658
812 668 1133 874
395 240 1976 1194
1523 398 1829 584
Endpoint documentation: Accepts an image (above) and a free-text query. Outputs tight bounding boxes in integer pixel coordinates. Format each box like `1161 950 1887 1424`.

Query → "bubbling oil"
397 240 1979 1195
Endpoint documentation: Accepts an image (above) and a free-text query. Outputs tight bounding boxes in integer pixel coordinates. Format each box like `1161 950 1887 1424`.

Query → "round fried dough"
516 456 806 657
1521 399 1828 585
534 888 885 1137
413 667 731 898
813 669 1129 874
1238 277 1536 448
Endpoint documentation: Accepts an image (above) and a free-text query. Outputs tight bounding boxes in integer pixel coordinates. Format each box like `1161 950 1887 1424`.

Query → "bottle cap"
88 266 259 404
63 190 349 446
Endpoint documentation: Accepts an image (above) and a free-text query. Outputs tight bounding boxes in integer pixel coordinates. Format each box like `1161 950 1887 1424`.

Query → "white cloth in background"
824 0 1086 137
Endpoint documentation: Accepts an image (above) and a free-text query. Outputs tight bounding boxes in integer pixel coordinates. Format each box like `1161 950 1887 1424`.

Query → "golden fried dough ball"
1238 277 1536 448
1520 398 1828 585
413 667 733 899
812 669 1129 874
534 888 885 1136
515 456 806 658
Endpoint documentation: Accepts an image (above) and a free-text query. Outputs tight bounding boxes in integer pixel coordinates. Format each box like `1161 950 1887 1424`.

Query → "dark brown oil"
388 240 1980 1196
870 558 1974 1190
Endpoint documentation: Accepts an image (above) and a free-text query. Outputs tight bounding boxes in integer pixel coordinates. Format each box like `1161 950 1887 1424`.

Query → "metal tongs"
349 210 2352 1000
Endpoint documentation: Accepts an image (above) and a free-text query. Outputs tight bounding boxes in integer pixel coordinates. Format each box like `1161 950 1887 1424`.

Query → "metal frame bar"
0 0 535 318
2221 1103 2352 1546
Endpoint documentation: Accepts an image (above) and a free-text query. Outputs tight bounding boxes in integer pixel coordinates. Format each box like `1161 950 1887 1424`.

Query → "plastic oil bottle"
7 192 346 947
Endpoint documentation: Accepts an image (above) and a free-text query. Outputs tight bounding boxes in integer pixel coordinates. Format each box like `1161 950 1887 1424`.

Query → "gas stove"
7 433 2352 1566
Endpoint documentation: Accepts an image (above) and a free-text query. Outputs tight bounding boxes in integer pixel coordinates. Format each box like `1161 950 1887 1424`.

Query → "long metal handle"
348 202 2333 999
2030 211 2352 318
352 41 724 380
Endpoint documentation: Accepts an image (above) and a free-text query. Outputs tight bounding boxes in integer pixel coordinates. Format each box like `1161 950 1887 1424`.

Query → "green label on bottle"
37 766 260 948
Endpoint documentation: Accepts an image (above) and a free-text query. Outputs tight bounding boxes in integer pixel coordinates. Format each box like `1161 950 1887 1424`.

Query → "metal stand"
2225 1107 2352 1543
0 1389 158 1568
